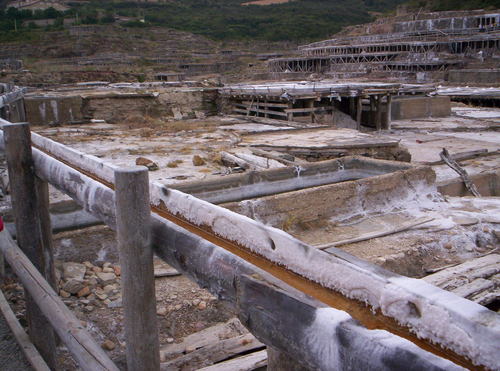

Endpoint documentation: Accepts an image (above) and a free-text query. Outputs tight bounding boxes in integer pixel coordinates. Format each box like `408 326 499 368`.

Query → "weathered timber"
234 107 288 117
385 95 392 130
220 151 255 170
160 333 264 370
376 95 383 131
160 318 249 358
35 178 57 289
4 129 500 369
267 347 309 371
115 167 160 371
426 149 493 165
236 274 462 371
356 96 362 130
233 152 286 169
23 147 477 370
0 231 119 371
0 289 51 371
284 107 329 113
242 101 288 108
3 123 56 368
424 254 500 306
197 350 268 371
249 148 299 166
315 217 434 250
440 148 481 197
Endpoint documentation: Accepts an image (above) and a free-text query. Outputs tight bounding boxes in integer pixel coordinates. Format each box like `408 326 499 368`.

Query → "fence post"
3 122 57 369
114 167 160 371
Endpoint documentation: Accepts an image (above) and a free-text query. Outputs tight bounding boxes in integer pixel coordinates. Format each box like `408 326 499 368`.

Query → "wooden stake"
385 94 393 130
3 122 56 369
115 167 160 371
375 95 383 131
440 148 481 197
356 96 362 130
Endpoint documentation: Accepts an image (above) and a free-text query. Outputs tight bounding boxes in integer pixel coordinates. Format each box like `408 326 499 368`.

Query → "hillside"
403 0 500 11
1 0 407 42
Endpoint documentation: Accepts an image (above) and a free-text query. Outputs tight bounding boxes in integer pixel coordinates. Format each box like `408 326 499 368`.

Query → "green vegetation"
0 0 406 42
1 0 498 43
405 0 500 11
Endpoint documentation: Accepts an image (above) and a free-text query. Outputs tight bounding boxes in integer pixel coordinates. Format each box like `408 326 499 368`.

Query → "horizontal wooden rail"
0 231 119 371
0 289 50 371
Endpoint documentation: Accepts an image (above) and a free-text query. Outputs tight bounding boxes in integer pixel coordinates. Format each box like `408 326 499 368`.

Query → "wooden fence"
0 91 499 370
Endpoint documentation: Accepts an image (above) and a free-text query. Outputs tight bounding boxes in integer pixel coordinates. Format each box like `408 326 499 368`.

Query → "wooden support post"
3 122 57 369
349 97 356 120
267 347 309 371
356 96 362 130
385 94 393 130
369 95 376 126
35 178 57 289
375 95 382 131
287 102 293 121
306 99 314 123
115 167 160 371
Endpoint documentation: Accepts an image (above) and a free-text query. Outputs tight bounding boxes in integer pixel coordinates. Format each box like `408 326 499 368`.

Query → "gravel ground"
0 311 32 371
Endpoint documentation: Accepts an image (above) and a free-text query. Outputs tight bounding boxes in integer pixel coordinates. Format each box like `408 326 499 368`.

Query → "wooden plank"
242 101 288 108
3 122 57 368
426 149 493 165
160 333 264 370
315 217 434 250
160 318 249 358
249 148 298 166
0 231 119 371
115 167 160 371
220 151 257 170
284 107 328 113
234 107 288 117
197 350 267 371
440 148 481 197
0 289 51 371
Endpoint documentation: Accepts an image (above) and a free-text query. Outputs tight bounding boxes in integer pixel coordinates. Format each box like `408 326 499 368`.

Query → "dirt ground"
2 225 235 370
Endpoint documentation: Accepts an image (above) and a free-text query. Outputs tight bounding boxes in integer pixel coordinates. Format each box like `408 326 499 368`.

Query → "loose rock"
101 340 116 351
77 286 91 298
96 272 116 285
62 279 84 295
136 157 159 171
62 262 86 281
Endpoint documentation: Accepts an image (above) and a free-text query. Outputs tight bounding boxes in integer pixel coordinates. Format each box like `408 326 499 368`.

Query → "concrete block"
25 96 84 125
448 69 500 85
391 96 451 120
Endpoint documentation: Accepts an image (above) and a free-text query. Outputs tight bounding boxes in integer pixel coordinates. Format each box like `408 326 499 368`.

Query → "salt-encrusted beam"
0 128 499 369
19 142 466 370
